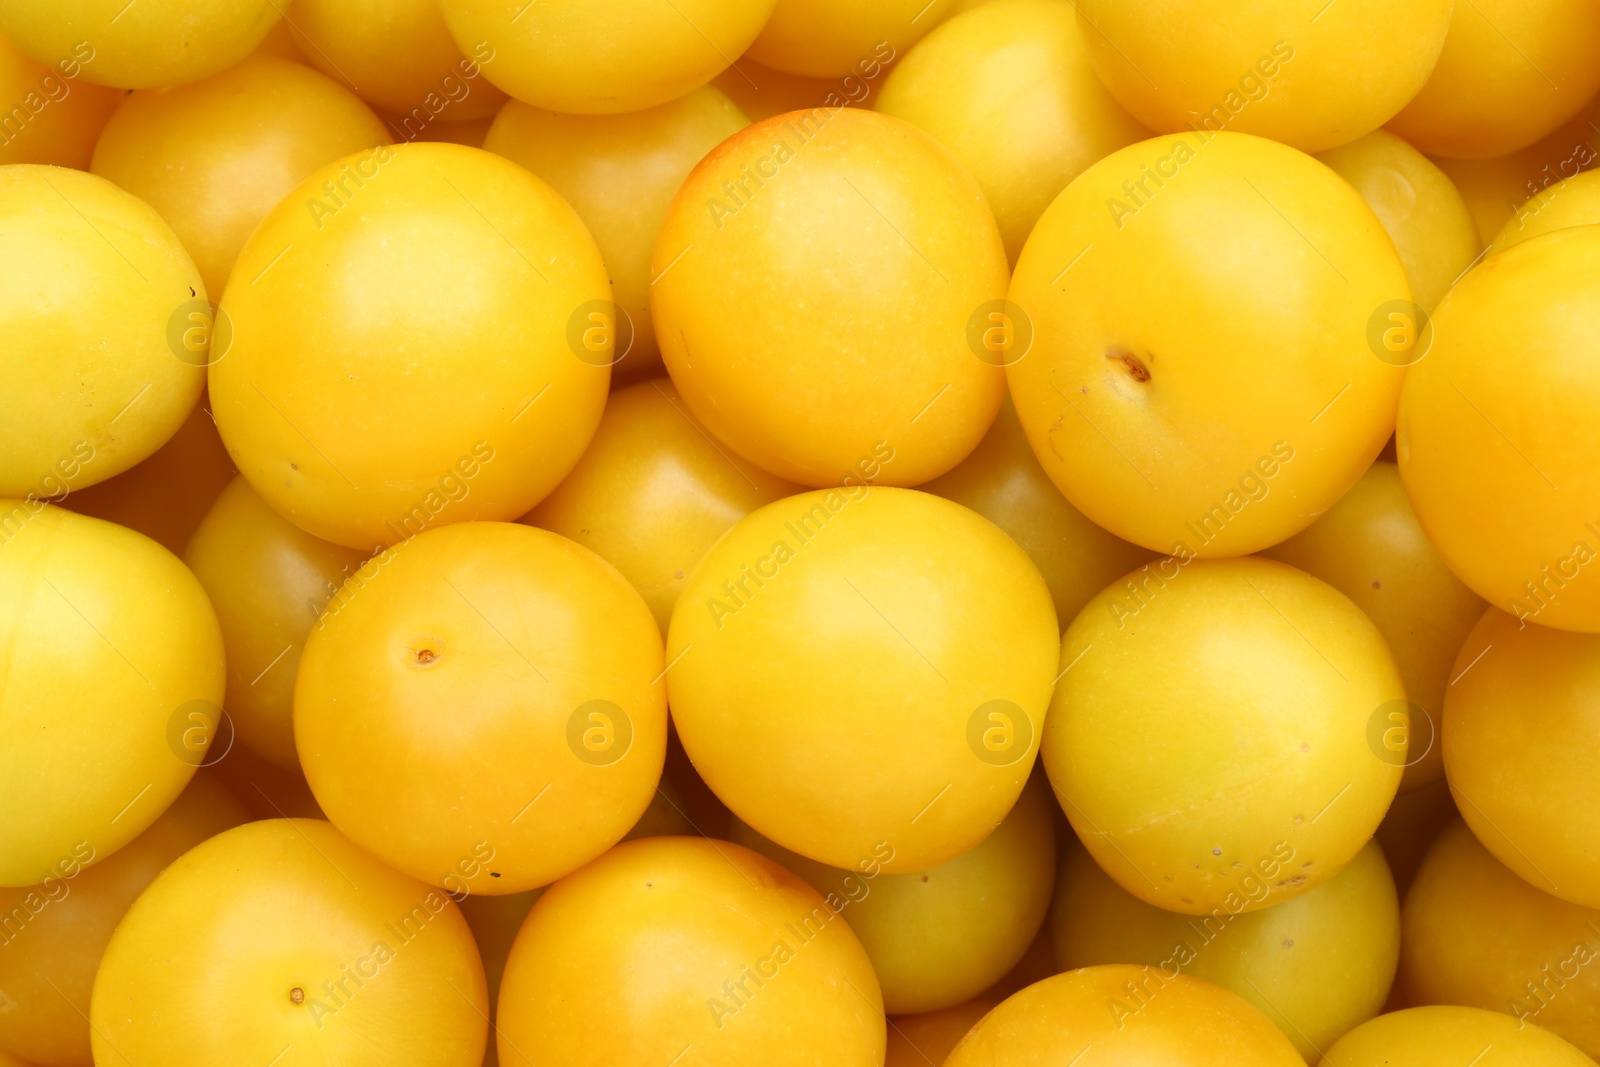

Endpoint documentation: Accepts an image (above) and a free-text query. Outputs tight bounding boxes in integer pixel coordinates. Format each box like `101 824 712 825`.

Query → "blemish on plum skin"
415 648 437 665
289 987 305 1005
1106 346 1151 383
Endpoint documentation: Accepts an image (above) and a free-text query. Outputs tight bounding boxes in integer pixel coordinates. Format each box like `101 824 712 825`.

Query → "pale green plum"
731 775 1057 1014
1043 557 1404 915
1054 838 1399 1059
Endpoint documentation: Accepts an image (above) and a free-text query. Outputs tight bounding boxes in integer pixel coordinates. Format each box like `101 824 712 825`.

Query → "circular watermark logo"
1366 300 1431 367
567 699 633 766
166 700 234 767
166 299 233 367
966 300 1033 367
566 300 635 367
966 699 1033 766
1366 699 1434 768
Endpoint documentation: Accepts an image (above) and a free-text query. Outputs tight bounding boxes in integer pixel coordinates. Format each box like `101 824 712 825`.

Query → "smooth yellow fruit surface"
0 503 224 887
1315 130 1481 311
91 819 488 1066
885 998 997 1067
285 0 504 121
61 396 235 556
731 774 1057 1015
668 487 1058 873
211 142 611 551
1373 779 1458 898
0 34 121 168
712 49 896 121
1397 226 1600 632
1387 0 1600 160
1318 1005 1598 1067
945 964 1303 1066
1443 609 1600 907
1262 461 1485 791
522 378 797 636
1492 169 1600 253
0 0 280 89
0 774 245 1067
296 522 665 895
90 56 390 298
1073 0 1450 153
1 164 206 497
438 0 773 115
653 107 1008 488
1432 98 1600 244
496 836 885 1066
484 87 749 381
921 397 1155 629
185 476 367 770
1401 820 1600 1059
1044 557 1404 915
1009 132 1408 558
1054 838 1398 1059
876 0 1149 262
748 0 950 78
